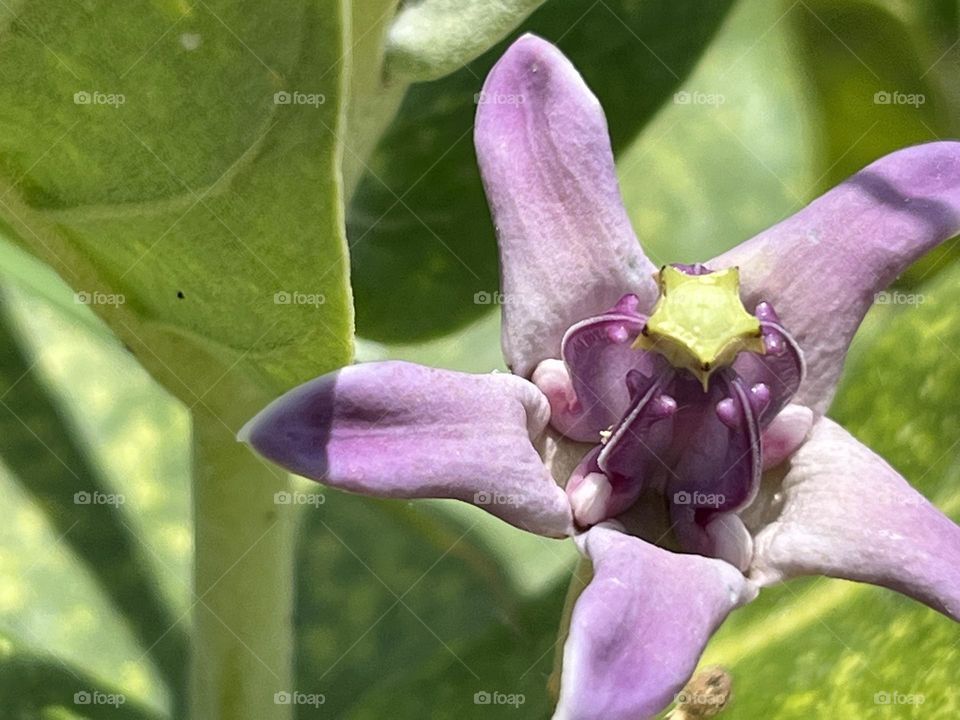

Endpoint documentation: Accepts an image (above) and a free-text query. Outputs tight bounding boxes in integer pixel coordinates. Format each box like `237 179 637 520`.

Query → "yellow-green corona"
633 265 765 389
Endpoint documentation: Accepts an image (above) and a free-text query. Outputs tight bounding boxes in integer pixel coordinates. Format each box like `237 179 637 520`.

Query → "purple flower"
240 34 960 720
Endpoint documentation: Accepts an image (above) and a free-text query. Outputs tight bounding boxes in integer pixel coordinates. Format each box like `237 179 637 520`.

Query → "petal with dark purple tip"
554 525 755 720
748 417 960 621
239 361 573 537
475 34 658 377
712 141 960 413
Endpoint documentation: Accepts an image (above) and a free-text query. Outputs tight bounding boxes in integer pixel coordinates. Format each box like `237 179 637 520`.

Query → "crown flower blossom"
240 34 960 720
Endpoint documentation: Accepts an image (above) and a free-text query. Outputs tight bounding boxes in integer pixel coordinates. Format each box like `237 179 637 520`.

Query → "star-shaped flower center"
634 265 764 389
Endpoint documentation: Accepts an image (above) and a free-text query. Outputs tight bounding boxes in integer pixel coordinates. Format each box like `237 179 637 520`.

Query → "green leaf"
0 0 356 409
698 261 960 718
356 311 507 374
0 261 194 714
0 632 165 720
0 235 110 339
343 0 409 197
293 489 565 717
790 0 950 191
384 0 546 82
618 0 819 264
787 0 960 287
350 0 736 343
0 286 187 701
341 581 568 719
702 576 960 719
623 0 960 282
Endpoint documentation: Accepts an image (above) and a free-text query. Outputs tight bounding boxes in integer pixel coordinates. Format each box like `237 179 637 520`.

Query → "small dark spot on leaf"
177 291 185 299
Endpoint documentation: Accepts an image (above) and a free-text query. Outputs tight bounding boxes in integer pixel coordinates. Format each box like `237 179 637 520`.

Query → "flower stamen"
633 265 765 389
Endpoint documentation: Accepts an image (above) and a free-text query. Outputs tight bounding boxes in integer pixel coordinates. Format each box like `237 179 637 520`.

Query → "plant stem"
190 405 295 720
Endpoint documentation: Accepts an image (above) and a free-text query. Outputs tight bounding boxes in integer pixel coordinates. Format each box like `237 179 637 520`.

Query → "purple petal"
749 417 960 621
239 361 573 537
732 319 805 425
565 447 611 527
534 295 652 442
671 511 755 573
555 525 755 720
594 369 677 515
669 373 761 517
475 34 658 378
712 141 960 413
760 403 813 470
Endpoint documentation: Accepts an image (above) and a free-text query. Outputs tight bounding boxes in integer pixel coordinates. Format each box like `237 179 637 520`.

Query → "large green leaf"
293 488 574 717
0 0 356 409
0 273 192 716
350 0 737 343
341 581 568 719
618 0 818 264
0 286 187 701
791 0 950 191
0 632 165 720
698 261 960 718
787 0 960 286
625 0 960 281
0 237 110 339
343 0 408 197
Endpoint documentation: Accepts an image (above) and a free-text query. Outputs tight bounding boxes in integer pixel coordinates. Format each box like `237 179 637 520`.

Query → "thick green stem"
190 405 295 720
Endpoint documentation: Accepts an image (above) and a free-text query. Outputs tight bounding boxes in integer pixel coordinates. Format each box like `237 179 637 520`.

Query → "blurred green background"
0 0 958 718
